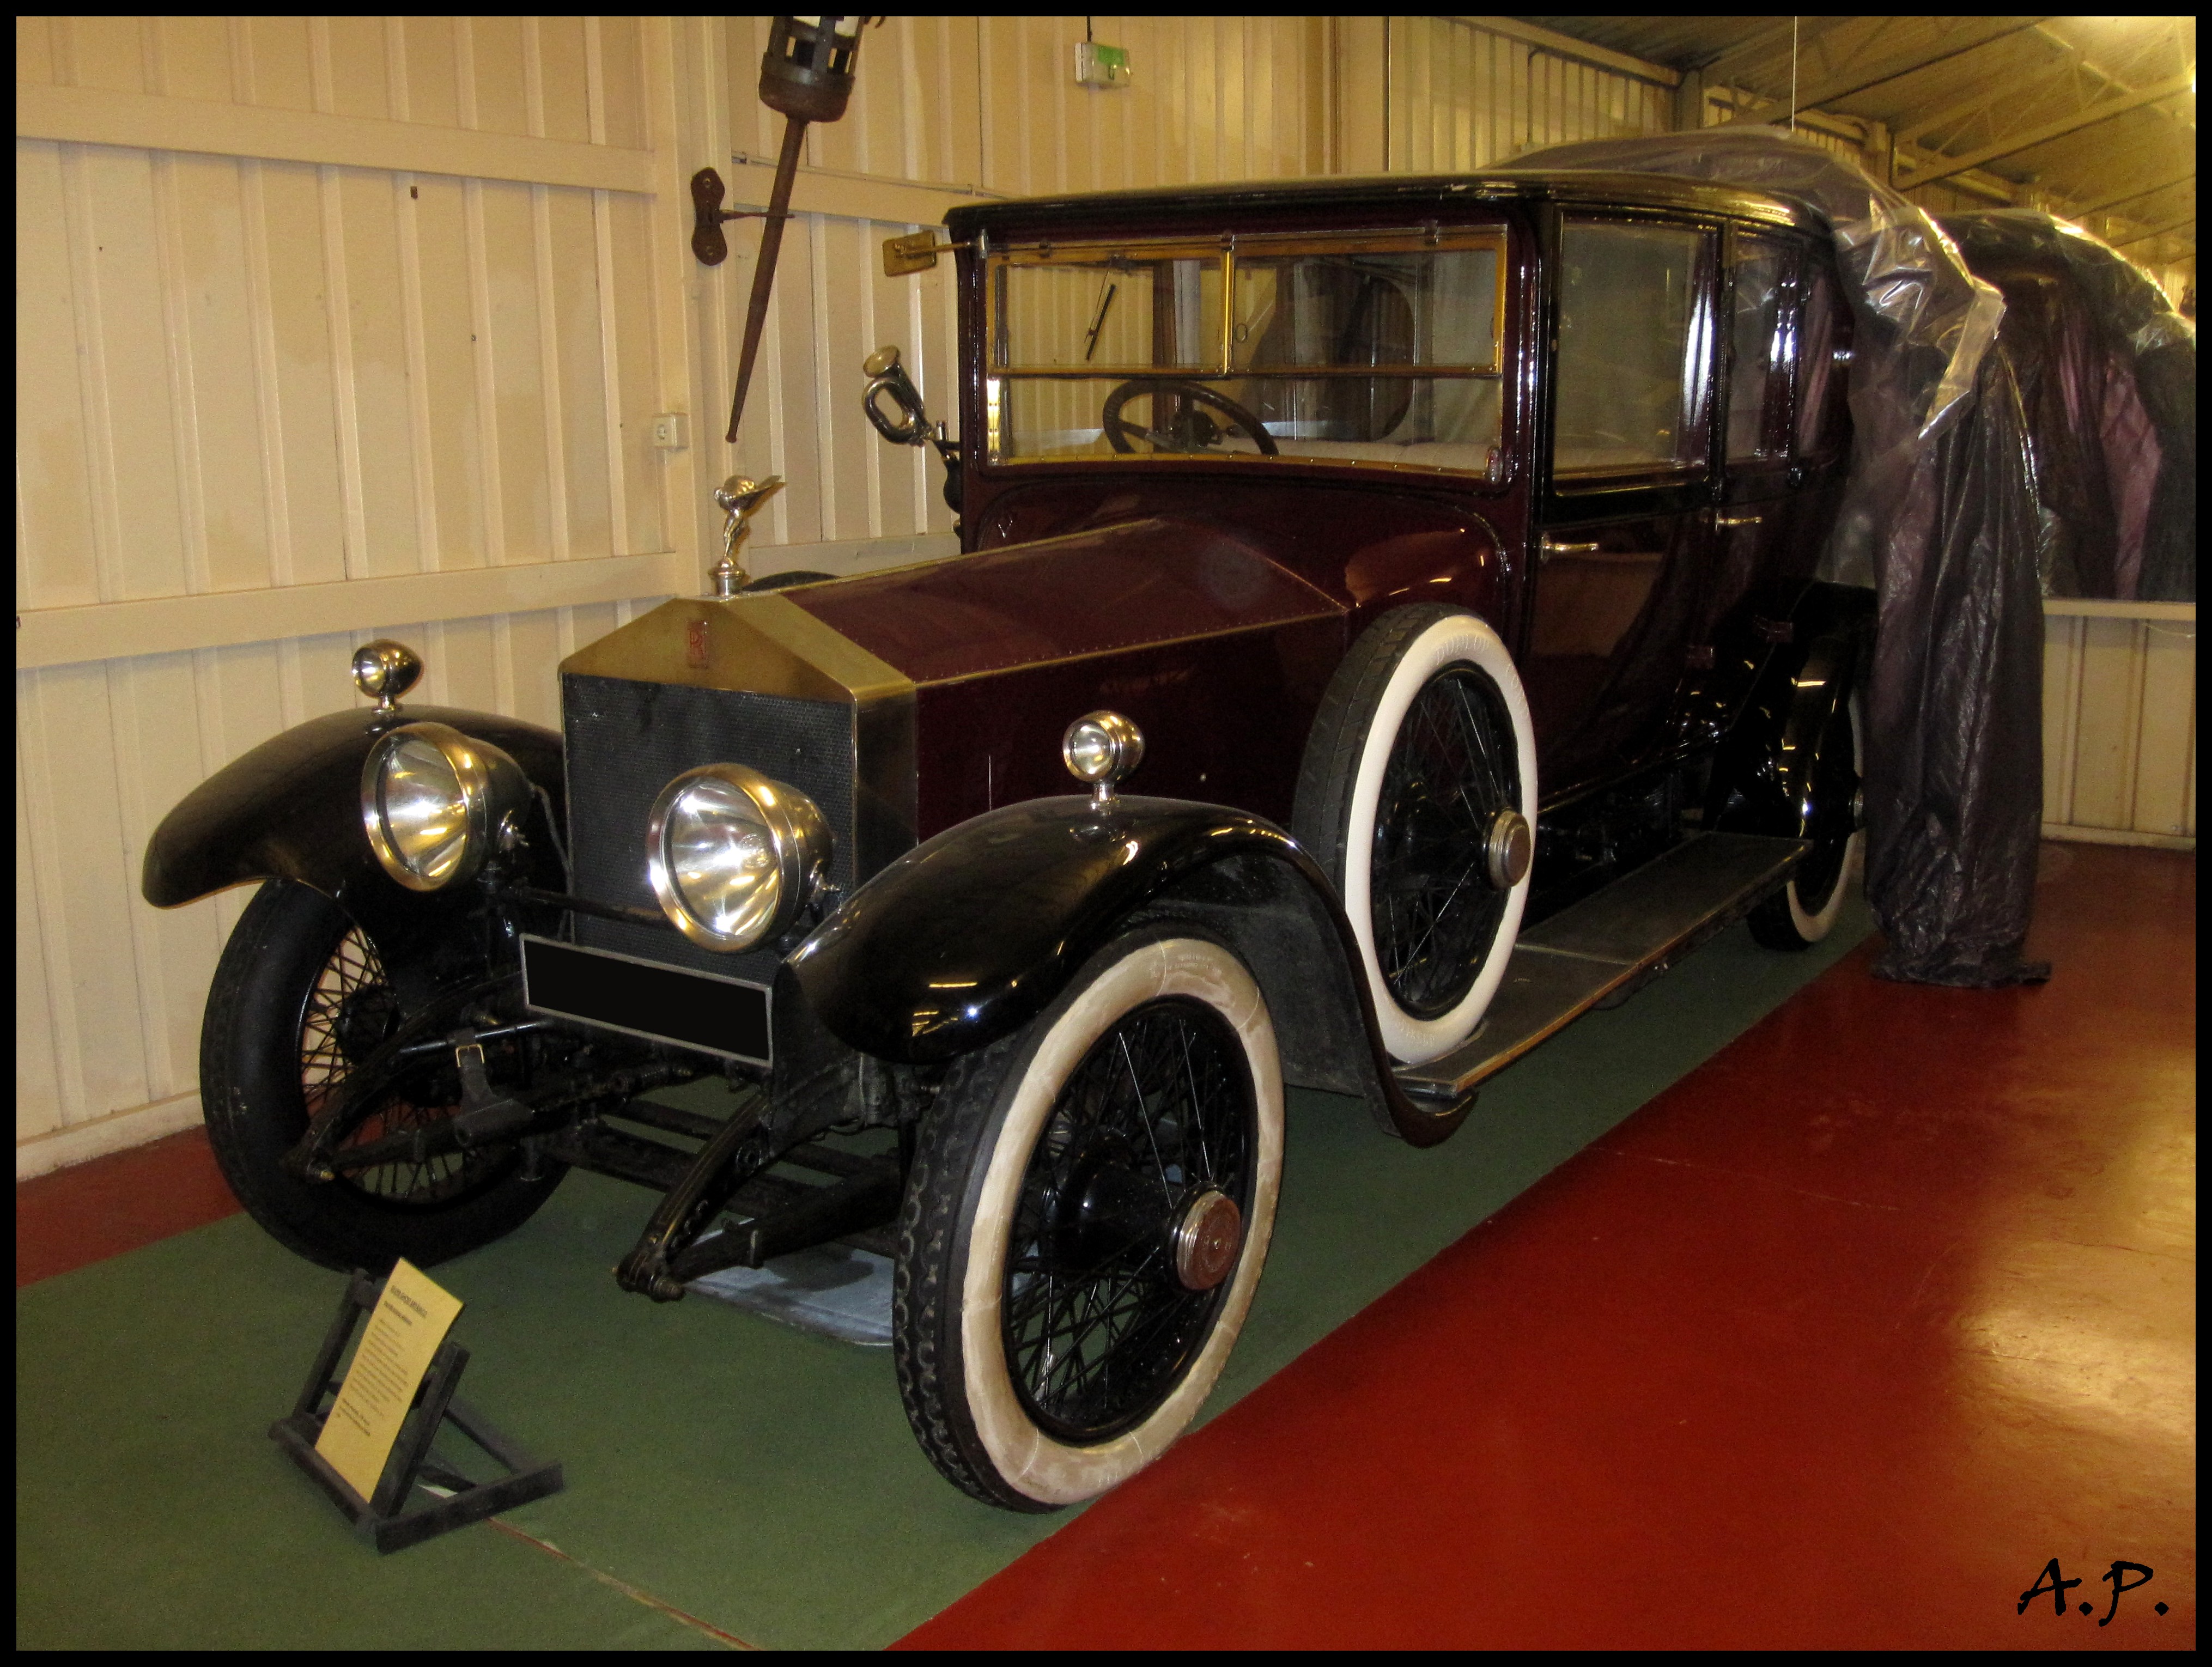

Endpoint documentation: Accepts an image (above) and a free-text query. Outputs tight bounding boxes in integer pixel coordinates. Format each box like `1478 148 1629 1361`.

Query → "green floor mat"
17 905 1868 1650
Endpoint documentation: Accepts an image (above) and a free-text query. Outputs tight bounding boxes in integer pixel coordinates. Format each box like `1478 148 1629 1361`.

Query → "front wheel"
199 880 566 1272
892 933 1284 1511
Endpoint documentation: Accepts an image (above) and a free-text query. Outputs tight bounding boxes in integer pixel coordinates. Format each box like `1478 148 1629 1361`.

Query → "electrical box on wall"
1075 41 1131 89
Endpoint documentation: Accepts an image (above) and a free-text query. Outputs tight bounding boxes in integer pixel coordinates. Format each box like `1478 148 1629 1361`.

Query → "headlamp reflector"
647 764 830 952
361 721 530 891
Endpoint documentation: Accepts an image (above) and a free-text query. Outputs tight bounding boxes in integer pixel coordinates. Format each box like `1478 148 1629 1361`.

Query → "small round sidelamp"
361 721 529 892
1485 806 1533 891
647 763 831 952
1172 1190 1244 1292
1062 710 1145 806
350 640 423 712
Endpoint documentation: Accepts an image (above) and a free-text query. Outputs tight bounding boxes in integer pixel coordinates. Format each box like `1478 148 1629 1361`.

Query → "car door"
1674 226 1801 746
1674 232 1856 747
1523 212 1720 800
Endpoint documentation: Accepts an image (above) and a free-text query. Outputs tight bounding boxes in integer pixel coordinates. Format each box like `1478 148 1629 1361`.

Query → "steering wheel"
1102 379 1279 457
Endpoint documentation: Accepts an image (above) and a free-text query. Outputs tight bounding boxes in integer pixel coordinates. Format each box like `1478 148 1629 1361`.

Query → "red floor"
15 1123 240 1288
20 844 2195 1647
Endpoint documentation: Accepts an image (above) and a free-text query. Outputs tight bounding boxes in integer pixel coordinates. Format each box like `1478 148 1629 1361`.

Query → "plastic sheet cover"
1940 210 2196 603
1506 130 2049 985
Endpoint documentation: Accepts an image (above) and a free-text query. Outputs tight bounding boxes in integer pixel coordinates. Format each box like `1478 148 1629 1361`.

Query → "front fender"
141 704 564 946
787 794 1472 1146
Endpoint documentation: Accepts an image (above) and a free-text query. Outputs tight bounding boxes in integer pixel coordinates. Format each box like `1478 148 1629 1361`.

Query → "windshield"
985 230 1506 476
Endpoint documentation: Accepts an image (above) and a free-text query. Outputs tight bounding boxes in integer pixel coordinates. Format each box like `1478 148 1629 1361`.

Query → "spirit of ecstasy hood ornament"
708 474 786 598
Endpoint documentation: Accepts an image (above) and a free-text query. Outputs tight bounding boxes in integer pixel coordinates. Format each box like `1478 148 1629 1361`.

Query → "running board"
1393 832 1810 1101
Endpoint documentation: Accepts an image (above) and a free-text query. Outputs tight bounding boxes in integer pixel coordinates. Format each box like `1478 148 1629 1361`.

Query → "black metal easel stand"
269 1269 564 1554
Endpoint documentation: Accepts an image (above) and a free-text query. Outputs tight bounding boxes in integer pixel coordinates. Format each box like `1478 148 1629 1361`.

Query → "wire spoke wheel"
1370 667 1518 1019
1002 997 1254 1444
199 880 566 1273
894 933 1283 1511
299 925 491 1206
1292 605 1535 1066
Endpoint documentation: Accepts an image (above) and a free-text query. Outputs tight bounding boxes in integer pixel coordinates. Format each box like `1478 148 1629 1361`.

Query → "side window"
1794 259 1845 458
1553 220 1710 479
1727 235 1791 461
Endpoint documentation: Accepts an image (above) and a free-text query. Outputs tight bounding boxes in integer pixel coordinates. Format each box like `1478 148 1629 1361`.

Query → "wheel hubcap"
1172 1190 1243 1291
1484 807 1532 890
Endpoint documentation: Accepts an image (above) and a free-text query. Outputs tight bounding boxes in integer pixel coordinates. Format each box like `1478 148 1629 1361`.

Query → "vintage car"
142 168 1869 1512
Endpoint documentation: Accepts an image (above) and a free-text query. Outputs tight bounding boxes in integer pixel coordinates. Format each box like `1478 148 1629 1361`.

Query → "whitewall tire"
1751 692 1864 950
1293 606 1538 1064
892 933 1284 1511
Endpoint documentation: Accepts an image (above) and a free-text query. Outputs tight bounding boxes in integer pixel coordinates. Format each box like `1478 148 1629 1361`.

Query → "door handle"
1714 510 1764 528
1539 537 1600 563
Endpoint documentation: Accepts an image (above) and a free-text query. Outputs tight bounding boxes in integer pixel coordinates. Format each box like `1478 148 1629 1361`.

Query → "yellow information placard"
314 1259 464 1502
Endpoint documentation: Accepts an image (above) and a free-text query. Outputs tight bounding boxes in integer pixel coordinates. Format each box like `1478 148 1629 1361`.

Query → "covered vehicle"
143 166 1871 1511
1939 209 2196 604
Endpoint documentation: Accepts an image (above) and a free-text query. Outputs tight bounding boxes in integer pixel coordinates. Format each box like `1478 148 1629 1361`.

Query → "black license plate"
522 936 771 1065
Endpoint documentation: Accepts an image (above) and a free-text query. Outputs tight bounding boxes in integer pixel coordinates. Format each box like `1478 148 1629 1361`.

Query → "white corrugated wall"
1383 16 1674 171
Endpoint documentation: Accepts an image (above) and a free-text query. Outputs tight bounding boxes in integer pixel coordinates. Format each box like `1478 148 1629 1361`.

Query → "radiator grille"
561 673 855 983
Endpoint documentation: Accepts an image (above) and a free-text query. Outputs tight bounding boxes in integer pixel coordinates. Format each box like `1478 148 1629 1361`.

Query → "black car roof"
945 169 1827 241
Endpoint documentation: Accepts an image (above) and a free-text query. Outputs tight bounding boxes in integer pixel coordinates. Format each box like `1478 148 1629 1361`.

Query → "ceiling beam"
1892 51 2074 149
2073 169 2196 217
2111 214 2195 249
1713 16 2053 127
1898 71 2197 187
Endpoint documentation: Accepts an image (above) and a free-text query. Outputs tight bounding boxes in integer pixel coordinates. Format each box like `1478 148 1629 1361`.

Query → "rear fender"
141 705 565 957
787 795 1470 1146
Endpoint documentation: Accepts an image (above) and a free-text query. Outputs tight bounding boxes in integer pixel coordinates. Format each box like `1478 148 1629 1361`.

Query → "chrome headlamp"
361 721 531 892
646 764 831 952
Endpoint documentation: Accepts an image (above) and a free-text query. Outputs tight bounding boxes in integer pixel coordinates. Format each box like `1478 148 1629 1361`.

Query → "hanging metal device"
721 17 876 446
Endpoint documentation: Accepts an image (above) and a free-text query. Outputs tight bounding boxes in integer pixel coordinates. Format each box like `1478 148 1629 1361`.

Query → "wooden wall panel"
2041 605 2197 847
2132 620 2196 837
19 18 666 618
16 16 678 1173
2070 617 2145 828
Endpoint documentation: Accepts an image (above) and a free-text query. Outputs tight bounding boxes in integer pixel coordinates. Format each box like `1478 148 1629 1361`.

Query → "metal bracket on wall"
691 167 783 267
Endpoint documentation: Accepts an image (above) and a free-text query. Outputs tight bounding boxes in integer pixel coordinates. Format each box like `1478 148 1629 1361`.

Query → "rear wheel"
199 880 564 1271
1294 605 1537 1063
893 933 1283 1511
1749 693 1864 950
